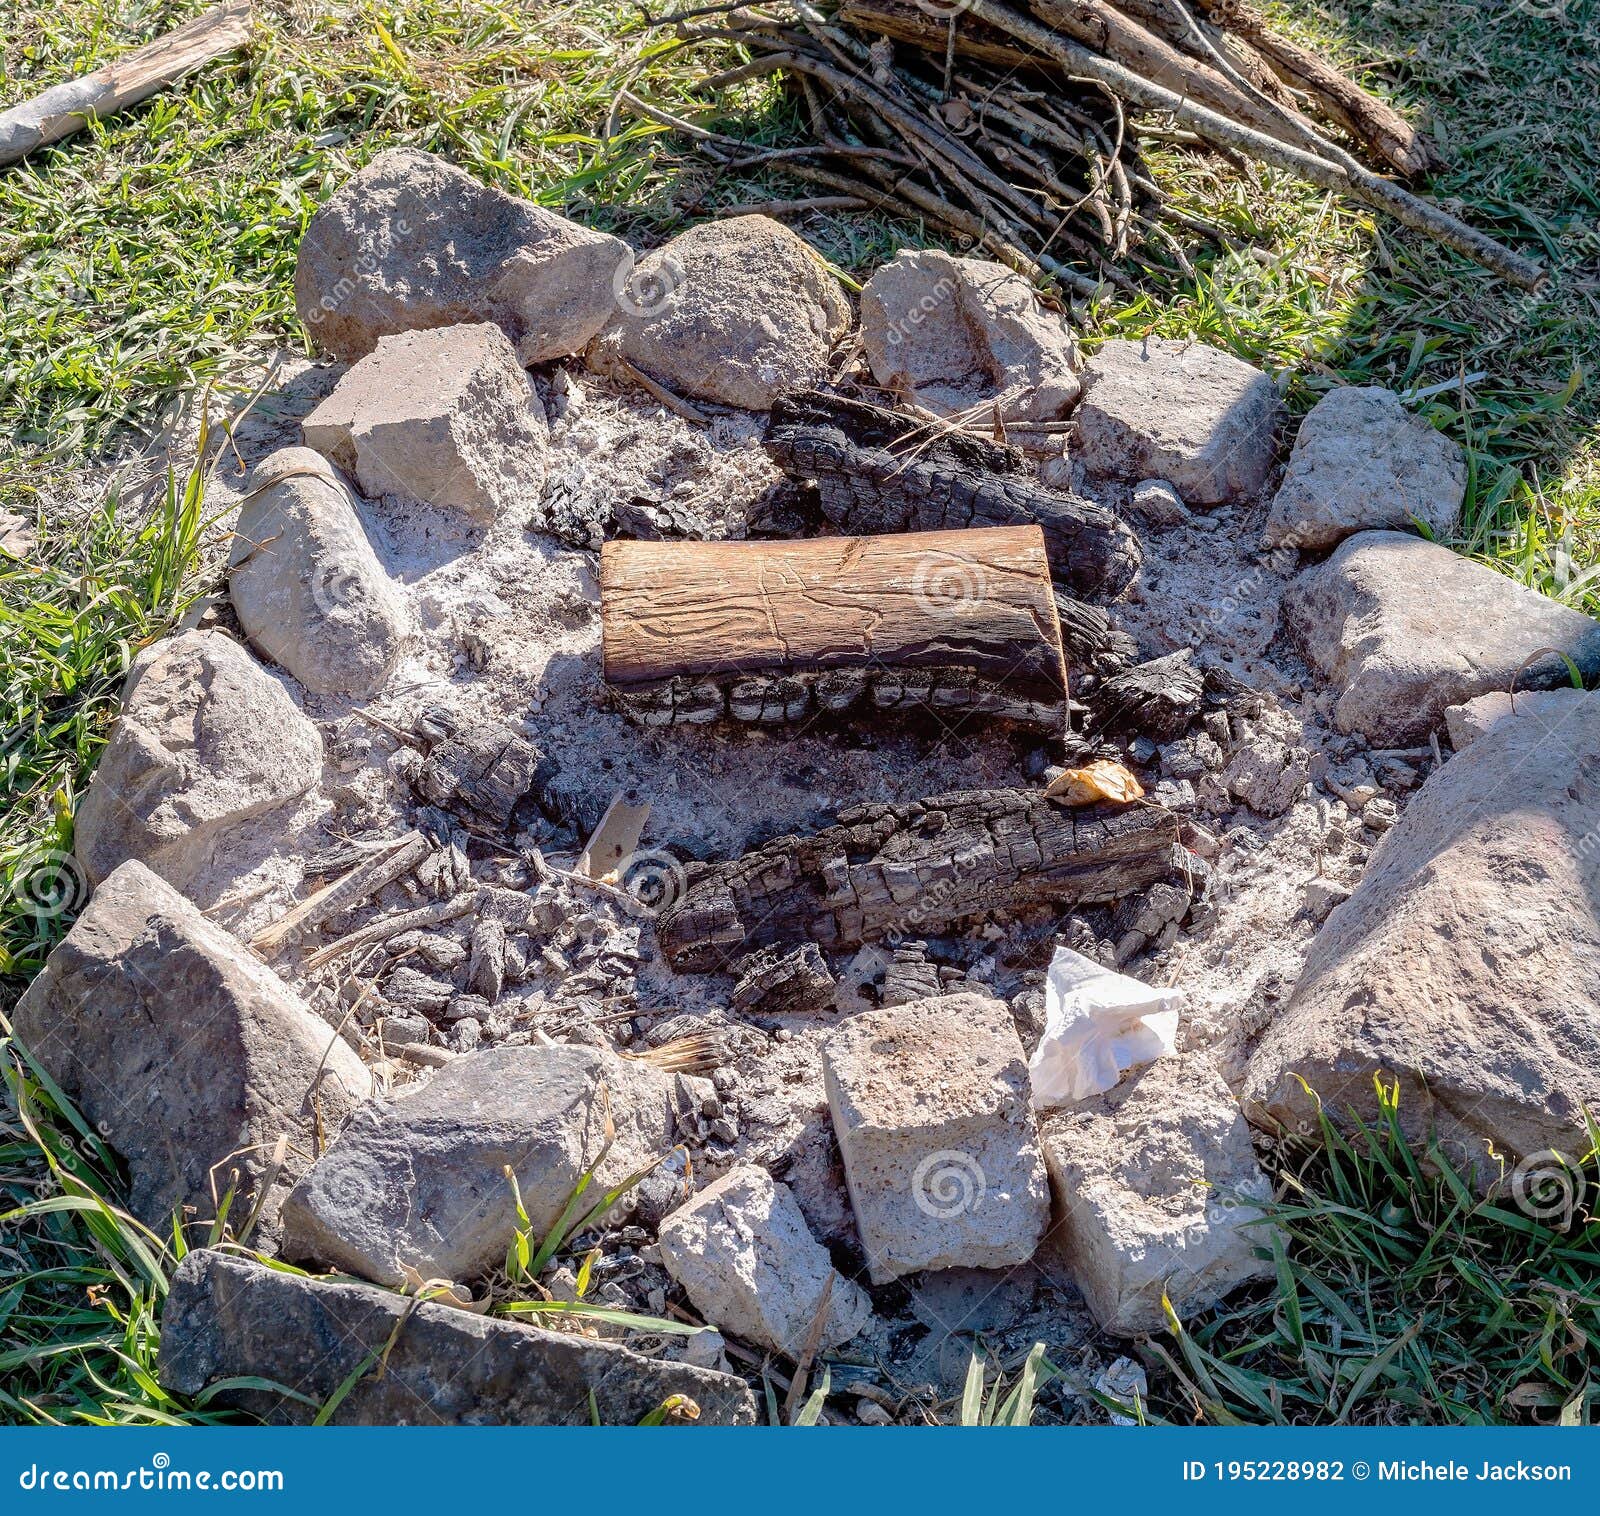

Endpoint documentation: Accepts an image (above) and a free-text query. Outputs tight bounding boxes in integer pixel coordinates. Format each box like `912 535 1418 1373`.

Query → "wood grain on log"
0 0 252 167
765 390 1142 600
601 527 1070 733
657 786 1188 970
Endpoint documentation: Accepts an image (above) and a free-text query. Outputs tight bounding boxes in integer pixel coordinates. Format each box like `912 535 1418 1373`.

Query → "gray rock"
822 992 1050 1283
1039 1053 1273 1336
159 1249 757 1425
608 215 850 411
73 630 323 889
228 448 412 697
657 1165 873 1357
1073 337 1282 504
302 323 547 523
859 249 1080 421
1130 478 1190 526
1282 531 1600 745
281 1044 673 1286
12 862 368 1238
295 148 630 365
1219 737 1311 817
1262 386 1465 551
1302 876 1352 922
1444 688 1592 751
1244 694 1600 1177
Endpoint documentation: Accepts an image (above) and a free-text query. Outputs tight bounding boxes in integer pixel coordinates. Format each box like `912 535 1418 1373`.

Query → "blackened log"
764 390 1142 600
656 786 1188 970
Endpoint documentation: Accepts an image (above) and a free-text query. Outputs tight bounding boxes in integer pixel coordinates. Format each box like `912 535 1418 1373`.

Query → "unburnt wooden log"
764 391 1142 601
600 527 1071 734
657 786 1188 971
0 0 253 167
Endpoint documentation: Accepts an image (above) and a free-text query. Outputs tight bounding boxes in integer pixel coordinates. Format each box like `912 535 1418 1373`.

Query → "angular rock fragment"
302 323 548 522
159 1249 756 1425
73 629 323 889
1262 385 1465 550
281 1045 673 1286
657 1166 872 1356
1282 531 1600 745
860 249 1081 421
295 147 630 364
729 942 837 1017
13 861 368 1237
822 993 1050 1282
1245 694 1600 1176
228 448 412 696
1040 1054 1272 1336
1073 336 1282 504
608 215 850 411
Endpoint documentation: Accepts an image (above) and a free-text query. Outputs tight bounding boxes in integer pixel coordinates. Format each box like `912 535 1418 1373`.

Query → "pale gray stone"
229 447 412 697
822 992 1050 1283
1443 688 1592 751
658 1165 872 1357
13 862 368 1239
73 630 323 889
1073 337 1282 504
282 1044 674 1286
1263 386 1465 550
1040 1053 1273 1336
1130 478 1189 526
295 147 630 364
608 215 850 411
860 249 1080 421
160 1249 757 1425
1245 693 1600 1178
1282 531 1600 745
302 323 547 522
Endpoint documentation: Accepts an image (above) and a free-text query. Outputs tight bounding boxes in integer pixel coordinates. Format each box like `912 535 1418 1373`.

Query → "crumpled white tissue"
1027 945 1182 1109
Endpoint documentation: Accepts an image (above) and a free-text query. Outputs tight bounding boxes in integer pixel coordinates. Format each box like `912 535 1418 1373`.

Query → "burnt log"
600 527 1071 734
1085 649 1204 740
764 390 1142 601
412 707 540 827
656 786 1189 971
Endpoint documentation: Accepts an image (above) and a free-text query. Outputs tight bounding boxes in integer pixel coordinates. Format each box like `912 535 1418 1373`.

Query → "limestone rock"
1443 687 1592 751
822 992 1050 1283
229 448 412 697
1262 386 1465 551
73 629 323 889
302 323 548 522
282 1044 673 1286
1244 693 1600 1176
159 1249 757 1425
12 862 368 1238
1073 337 1281 505
1040 1053 1273 1336
1282 531 1600 745
657 1166 873 1357
608 215 850 411
860 249 1080 422
295 147 630 365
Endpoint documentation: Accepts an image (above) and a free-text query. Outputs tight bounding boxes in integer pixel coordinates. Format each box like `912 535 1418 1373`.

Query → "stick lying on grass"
0 0 253 168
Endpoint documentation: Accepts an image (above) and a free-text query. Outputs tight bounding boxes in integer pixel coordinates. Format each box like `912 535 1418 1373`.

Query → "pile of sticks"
620 0 1544 294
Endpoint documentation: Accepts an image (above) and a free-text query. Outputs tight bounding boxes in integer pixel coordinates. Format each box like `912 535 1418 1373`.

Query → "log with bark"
656 785 1191 969
0 0 253 168
627 1 1542 293
764 389 1142 600
600 526 1072 732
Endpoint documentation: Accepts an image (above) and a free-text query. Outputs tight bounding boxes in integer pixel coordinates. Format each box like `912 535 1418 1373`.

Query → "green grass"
1 0 1598 1426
